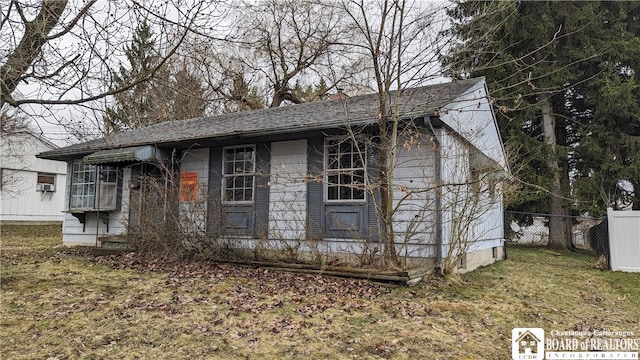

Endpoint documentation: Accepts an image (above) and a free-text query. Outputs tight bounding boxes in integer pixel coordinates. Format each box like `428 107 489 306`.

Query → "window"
222 146 255 203
325 137 365 201
71 161 97 208
98 166 119 210
70 160 119 210
37 173 56 191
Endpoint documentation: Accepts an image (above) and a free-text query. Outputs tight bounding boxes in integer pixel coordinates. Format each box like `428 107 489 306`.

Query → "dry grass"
1 225 638 359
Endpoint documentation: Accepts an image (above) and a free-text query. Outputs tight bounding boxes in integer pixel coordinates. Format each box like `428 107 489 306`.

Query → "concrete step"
98 235 129 244
100 241 131 250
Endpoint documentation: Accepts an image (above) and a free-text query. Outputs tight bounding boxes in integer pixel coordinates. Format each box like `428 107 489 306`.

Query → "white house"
1 131 67 223
38 78 508 272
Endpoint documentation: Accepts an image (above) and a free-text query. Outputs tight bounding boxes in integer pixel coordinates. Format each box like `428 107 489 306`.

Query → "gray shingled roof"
38 78 483 160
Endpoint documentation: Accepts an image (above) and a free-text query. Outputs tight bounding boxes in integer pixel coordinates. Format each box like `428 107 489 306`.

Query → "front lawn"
1 225 638 359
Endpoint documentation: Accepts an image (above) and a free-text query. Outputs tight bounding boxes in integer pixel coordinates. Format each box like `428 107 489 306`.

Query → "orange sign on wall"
180 172 198 202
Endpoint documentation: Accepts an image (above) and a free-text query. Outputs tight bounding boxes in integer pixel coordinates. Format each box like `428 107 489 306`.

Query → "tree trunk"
378 110 400 268
1 1 69 107
541 96 569 250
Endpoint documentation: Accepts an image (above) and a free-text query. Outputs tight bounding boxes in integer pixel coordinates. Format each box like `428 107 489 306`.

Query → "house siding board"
467 192 504 253
269 140 307 241
1 132 67 222
391 130 437 249
437 130 504 258
367 146 382 242
439 80 507 170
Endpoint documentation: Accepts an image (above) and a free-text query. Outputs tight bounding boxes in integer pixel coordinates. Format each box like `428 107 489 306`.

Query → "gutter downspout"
425 116 443 275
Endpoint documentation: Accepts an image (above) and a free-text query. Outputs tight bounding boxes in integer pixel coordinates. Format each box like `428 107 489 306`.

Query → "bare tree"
216 0 355 108
1 1 232 120
0 110 30 192
338 0 453 267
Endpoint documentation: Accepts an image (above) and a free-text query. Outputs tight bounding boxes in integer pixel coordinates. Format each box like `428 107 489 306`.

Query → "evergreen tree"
221 73 266 113
104 22 209 133
571 3 640 214
442 1 640 247
291 78 329 103
104 21 160 133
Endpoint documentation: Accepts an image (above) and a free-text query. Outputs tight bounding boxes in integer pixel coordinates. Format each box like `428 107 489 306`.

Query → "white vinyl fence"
607 208 640 272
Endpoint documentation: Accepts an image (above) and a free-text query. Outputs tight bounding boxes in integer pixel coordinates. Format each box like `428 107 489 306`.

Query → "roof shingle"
38 78 483 160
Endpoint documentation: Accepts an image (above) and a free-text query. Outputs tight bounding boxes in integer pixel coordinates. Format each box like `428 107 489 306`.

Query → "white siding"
438 130 469 257
438 130 503 257
1 132 67 222
268 140 307 240
391 129 437 258
438 78 507 169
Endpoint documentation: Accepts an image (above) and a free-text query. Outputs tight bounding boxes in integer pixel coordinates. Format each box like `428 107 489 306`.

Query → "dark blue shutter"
254 143 270 238
307 138 324 239
207 147 223 235
367 144 381 242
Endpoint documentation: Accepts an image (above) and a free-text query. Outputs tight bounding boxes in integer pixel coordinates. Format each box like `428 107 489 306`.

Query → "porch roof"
82 145 166 165
37 78 485 161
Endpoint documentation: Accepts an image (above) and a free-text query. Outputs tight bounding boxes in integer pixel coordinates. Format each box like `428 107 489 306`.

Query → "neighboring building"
38 78 508 272
509 215 602 249
1 131 67 223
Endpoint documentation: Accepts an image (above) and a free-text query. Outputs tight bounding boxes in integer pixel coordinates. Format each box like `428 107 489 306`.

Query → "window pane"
225 150 235 162
324 138 366 201
243 176 252 188
70 161 98 209
327 186 338 200
327 174 338 186
340 154 350 169
223 146 255 202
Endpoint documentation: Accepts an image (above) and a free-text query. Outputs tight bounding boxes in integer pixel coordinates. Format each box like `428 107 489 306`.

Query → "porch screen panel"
69 160 120 210
70 160 97 208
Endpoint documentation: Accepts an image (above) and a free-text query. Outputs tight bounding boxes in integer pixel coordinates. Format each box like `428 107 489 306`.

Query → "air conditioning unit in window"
37 184 55 192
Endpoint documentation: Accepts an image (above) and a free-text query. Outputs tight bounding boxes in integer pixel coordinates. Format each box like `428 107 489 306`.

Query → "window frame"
323 136 367 203
221 145 256 204
69 160 119 210
36 172 57 192
70 160 97 209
